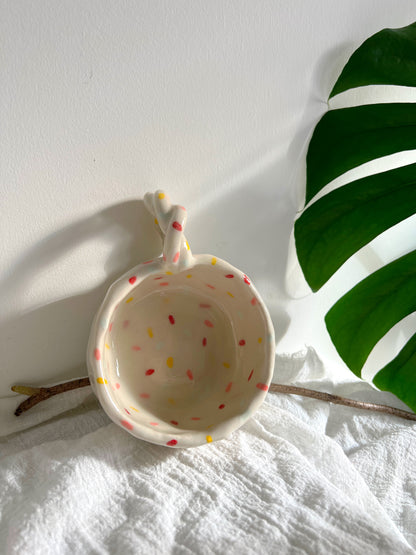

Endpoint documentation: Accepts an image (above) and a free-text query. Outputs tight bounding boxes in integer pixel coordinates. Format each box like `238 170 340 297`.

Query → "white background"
2 1 416 401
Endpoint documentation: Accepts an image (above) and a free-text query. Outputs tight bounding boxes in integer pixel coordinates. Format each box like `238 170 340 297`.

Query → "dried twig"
12 378 91 416
11 378 416 422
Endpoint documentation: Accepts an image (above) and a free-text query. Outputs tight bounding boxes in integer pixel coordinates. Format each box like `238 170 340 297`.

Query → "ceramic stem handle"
144 190 193 268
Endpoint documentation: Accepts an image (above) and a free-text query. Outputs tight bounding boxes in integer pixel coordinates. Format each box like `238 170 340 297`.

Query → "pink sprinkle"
219 404 225 410
191 417 201 421
115 383 121 389
160 282 169 286
239 339 246 346
145 369 155 376
248 369 254 381
256 383 269 392
251 297 257 306
206 283 215 290
172 221 183 231
129 276 137 285
163 254 167 261
109 323 113 332
94 348 100 361
143 260 153 265
150 422 159 426
121 419 133 430
171 420 179 426
243 274 251 285
204 319 214 328
154 276 163 280
132 345 141 351
140 393 150 399
202 337 207 347
225 382 233 393
173 251 180 263
225 274 234 279
167 439 177 446
179 206 186 211
125 409 131 415
186 369 194 380
169 314 175 325
123 320 130 329
199 303 211 308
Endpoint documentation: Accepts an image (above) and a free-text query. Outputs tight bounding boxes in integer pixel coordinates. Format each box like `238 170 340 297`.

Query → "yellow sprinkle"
166 271 173 275
186 274 192 278
211 257 217 265
223 362 230 369
258 337 263 344
147 327 153 338
167 356 173 368
186 241 190 251
96 377 108 385
227 291 234 298
154 217 158 225
105 343 110 350
130 406 139 412
207 424 214 429
206 435 213 443
126 297 133 304
158 192 165 199
168 398 176 405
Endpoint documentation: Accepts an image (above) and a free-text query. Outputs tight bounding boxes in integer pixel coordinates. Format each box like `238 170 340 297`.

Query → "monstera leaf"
294 21 416 412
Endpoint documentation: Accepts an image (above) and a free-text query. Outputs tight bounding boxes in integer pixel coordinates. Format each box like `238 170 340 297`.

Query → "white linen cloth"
1 348 415 554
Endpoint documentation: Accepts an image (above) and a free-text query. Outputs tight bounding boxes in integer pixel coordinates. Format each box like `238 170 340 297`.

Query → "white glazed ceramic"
87 191 275 448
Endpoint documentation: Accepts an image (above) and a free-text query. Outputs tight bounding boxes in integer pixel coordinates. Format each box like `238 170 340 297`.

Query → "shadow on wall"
0 200 161 393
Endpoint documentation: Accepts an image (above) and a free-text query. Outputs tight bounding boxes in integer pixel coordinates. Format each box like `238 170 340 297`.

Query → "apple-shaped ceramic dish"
87 191 275 447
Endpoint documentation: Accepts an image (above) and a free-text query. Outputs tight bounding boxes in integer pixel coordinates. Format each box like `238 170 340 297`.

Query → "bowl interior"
99 260 272 439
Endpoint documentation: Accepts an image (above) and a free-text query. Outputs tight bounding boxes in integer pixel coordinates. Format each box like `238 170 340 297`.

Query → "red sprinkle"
169 314 175 325
150 422 159 426
109 323 113 332
206 284 215 290
239 339 246 346
115 383 121 389
125 409 131 415
248 369 254 381
243 274 251 285
251 297 257 306
186 369 194 380
129 276 137 285
140 393 150 399
219 404 225 410
191 417 201 421
204 319 214 328
225 382 233 393
154 276 163 280
225 274 234 279
173 251 180 263
94 348 100 361
132 345 141 351
202 337 207 346
121 419 133 430
145 369 155 376
167 439 177 446
160 282 169 286
256 383 269 392
143 260 153 265
171 420 178 426
172 221 183 231
199 303 211 308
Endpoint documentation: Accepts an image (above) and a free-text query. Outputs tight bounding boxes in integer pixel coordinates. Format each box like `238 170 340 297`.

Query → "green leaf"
373 333 416 413
306 103 416 204
295 162 416 291
330 22 416 98
325 250 416 377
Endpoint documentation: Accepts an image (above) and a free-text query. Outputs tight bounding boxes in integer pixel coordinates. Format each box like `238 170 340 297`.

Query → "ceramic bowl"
87 191 275 448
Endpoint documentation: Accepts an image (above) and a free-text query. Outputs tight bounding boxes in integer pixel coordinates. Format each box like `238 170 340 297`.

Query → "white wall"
2 1 416 398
